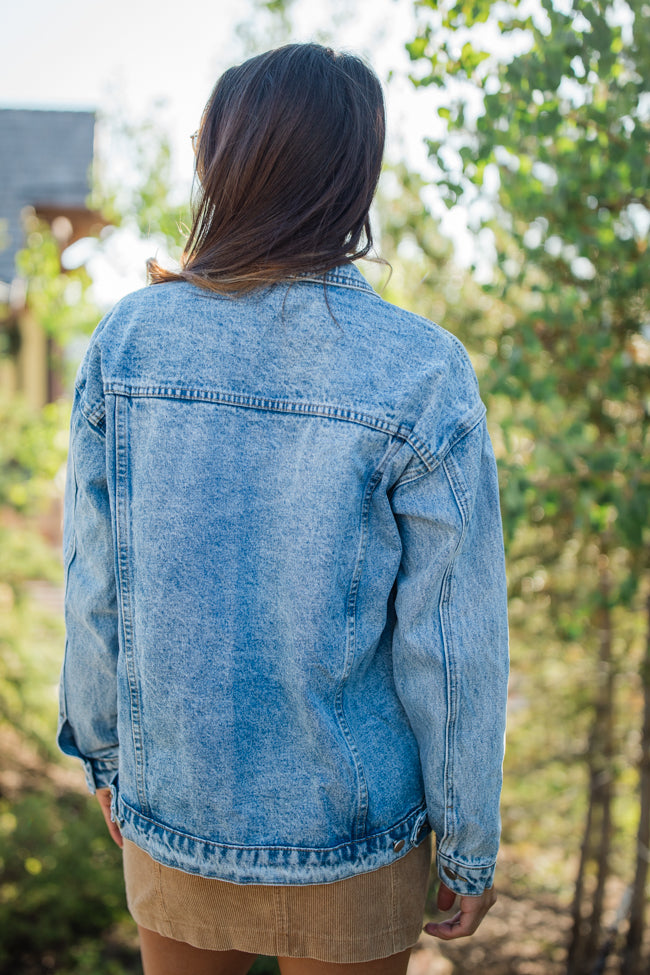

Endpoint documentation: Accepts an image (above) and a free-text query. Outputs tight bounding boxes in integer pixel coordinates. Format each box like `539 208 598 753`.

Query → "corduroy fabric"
123 833 432 963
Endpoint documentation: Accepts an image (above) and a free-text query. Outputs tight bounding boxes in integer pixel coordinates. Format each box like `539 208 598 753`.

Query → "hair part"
147 43 386 294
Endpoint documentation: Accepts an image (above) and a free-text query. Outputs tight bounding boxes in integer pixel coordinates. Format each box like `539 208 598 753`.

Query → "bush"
0 789 135 974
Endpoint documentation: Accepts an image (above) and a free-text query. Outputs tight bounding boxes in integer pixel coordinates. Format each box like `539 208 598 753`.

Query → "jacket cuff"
436 851 495 897
83 757 119 794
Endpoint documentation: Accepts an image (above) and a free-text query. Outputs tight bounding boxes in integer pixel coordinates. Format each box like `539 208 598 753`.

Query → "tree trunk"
567 551 616 975
584 565 615 966
622 589 650 974
567 776 597 975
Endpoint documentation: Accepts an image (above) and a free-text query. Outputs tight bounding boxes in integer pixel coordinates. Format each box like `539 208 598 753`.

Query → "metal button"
393 839 405 853
443 866 458 881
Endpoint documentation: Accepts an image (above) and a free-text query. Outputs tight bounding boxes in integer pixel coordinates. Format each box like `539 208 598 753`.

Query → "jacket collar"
297 263 376 295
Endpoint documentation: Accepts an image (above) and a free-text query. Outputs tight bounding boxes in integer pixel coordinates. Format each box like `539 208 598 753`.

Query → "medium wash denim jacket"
57 264 509 896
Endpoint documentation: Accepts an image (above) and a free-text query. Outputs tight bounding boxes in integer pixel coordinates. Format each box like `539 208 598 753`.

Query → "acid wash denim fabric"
57 263 509 896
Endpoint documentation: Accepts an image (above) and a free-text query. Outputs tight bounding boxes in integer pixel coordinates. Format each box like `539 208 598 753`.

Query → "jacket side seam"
59 425 80 762
63 424 79 569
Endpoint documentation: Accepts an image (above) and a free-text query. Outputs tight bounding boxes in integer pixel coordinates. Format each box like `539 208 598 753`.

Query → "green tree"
406 0 649 971
0 109 193 973
89 111 191 266
0 215 99 749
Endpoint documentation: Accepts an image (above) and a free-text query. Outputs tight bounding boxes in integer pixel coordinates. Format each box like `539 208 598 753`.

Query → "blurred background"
0 0 648 972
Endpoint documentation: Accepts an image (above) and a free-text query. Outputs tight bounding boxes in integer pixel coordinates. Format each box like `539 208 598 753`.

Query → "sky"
0 0 466 303
0 0 430 169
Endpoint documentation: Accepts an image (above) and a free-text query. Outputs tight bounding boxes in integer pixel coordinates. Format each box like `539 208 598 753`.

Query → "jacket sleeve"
390 413 509 897
57 346 120 794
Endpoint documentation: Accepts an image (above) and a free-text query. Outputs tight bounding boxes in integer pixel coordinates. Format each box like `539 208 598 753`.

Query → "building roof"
0 108 96 284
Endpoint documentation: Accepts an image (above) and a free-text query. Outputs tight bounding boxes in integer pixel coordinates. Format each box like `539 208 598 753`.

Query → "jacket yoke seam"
104 382 437 470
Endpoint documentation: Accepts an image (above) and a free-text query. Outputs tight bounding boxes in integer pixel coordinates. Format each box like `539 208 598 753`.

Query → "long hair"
147 44 386 293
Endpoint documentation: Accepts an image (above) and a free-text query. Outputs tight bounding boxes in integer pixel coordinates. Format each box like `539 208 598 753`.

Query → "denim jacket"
57 264 508 896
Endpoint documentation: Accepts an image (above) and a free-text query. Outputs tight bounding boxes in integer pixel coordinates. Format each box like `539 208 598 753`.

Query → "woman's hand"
423 881 497 940
95 787 123 848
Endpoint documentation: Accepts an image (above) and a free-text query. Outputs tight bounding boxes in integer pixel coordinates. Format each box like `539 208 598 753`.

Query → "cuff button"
393 839 405 853
443 866 458 881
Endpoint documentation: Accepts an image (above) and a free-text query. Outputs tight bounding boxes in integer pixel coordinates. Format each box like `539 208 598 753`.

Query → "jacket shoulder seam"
392 403 486 491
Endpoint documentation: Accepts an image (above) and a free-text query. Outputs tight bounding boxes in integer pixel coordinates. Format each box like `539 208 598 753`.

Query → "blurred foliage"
0 396 69 515
368 161 648 892
15 215 99 356
0 108 149 975
404 0 650 767
236 0 299 54
0 393 69 753
88 113 191 267
0 215 80 751
0 777 281 973
1 0 648 970
0 582 63 756
0 82 283 971
406 0 649 968
406 0 649 569
0 791 136 974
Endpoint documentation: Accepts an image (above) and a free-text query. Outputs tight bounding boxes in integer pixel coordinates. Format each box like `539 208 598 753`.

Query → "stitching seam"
104 383 436 470
438 446 471 856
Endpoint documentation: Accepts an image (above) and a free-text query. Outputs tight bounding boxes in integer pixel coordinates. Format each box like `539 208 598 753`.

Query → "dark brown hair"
147 43 385 293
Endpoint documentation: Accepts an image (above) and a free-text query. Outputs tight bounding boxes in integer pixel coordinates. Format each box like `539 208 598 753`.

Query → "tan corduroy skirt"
123 832 433 963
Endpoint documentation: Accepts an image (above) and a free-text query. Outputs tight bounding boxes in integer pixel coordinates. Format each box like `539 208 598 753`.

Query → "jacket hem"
114 795 430 885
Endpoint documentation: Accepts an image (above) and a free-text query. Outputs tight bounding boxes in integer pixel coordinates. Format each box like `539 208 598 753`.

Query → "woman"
58 43 509 975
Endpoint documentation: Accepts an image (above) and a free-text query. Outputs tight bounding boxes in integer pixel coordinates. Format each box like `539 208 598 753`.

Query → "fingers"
436 881 457 912
106 816 124 849
424 887 497 941
95 787 124 849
